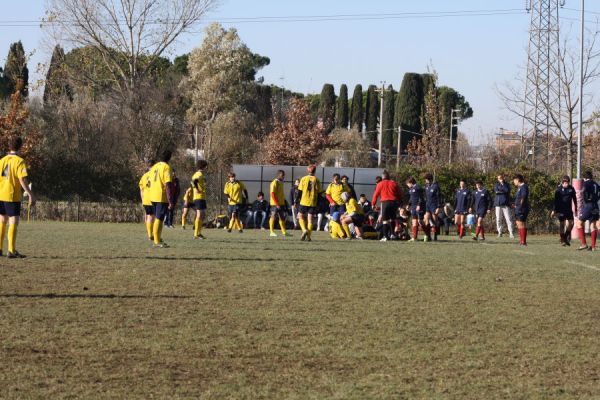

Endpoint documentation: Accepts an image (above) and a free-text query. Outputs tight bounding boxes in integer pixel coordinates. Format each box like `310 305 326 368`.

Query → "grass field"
1 222 600 399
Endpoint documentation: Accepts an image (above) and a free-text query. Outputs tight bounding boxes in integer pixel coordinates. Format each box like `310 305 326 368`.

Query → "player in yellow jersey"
340 191 364 240
191 159 208 239
325 173 349 215
181 185 193 229
297 164 322 242
269 170 292 237
0 137 36 258
148 150 175 248
138 160 155 241
224 172 248 233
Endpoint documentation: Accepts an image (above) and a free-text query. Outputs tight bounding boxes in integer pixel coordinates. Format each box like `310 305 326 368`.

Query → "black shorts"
556 210 574 221
0 201 21 217
426 204 439 214
380 201 397 221
579 205 599 222
228 204 241 215
152 202 168 220
476 211 487 219
455 209 467 216
329 204 346 215
194 200 207 211
350 214 365 226
515 209 529 222
143 205 154 216
298 205 317 215
410 207 424 219
182 202 193 209
270 206 286 219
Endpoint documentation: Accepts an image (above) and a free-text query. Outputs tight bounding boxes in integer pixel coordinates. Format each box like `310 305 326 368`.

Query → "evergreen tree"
0 68 9 98
3 41 28 98
395 73 424 151
438 86 473 141
365 84 379 145
335 84 349 129
44 45 72 103
382 84 395 151
318 83 336 133
350 84 363 132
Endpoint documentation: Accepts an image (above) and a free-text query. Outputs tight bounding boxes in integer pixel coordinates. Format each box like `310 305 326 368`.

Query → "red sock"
431 226 437 235
579 228 587 246
480 226 485 238
459 225 464 237
412 225 418 239
523 228 527 244
518 228 524 244
475 226 480 237
592 230 597 249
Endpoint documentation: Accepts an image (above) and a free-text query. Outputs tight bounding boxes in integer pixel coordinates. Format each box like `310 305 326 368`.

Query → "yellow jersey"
224 180 246 205
270 179 285 206
0 153 28 202
148 161 172 203
298 175 322 207
191 170 206 200
183 187 193 204
325 182 347 205
138 171 152 206
329 221 346 239
346 198 364 215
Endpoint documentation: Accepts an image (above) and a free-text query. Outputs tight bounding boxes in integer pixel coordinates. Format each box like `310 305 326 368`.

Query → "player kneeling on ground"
329 212 347 239
0 136 36 258
340 191 364 240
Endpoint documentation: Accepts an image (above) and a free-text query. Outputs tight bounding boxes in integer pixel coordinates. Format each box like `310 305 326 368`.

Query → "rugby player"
405 176 425 242
340 191 364 239
191 159 208 239
575 171 600 251
148 150 175 248
513 174 530 246
181 185 193 229
551 175 577 247
471 180 491 241
372 170 402 242
423 173 442 241
297 165 322 242
138 160 155 241
224 172 248 233
269 170 291 237
0 137 36 258
325 173 348 215
454 179 471 239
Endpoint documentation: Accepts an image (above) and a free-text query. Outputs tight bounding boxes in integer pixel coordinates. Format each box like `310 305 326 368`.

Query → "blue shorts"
426 204 439 214
143 205 154 216
579 205 599 222
228 204 241 215
555 210 574 221
329 204 346 215
194 200 207 211
515 208 529 222
0 201 21 217
410 208 424 219
152 202 168 220
476 210 487 219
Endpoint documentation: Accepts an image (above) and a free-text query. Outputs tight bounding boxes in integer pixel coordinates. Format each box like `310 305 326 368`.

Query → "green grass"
1 222 600 399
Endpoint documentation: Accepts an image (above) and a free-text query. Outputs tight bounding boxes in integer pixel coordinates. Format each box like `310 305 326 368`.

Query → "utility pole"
577 0 584 180
194 125 199 164
448 109 461 164
396 126 402 168
375 82 385 167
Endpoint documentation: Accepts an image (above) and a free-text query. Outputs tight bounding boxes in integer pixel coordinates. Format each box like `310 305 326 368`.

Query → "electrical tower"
521 0 565 169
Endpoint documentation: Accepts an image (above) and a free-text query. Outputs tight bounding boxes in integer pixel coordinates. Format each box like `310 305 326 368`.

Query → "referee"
371 170 402 242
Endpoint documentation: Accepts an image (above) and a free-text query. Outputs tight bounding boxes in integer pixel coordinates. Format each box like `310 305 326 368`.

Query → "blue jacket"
515 183 529 212
454 188 471 213
582 180 600 207
474 188 491 213
425 182 441 208
493 181 511 207
554 185 577 213
408 185 425 209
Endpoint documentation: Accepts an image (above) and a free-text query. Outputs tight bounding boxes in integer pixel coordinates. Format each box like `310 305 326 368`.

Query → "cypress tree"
44 45 72 103
335 84 349 129
395 73 424 151
383 84 395 151
0 68 9 98
318 83 336 132
3 41 29 97
365 84 379 144
350 84 363 132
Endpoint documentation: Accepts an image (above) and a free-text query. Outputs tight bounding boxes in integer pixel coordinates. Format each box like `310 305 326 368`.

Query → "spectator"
164 169 180 228
341 175 357 199
290 179 301 230
358 194 372 214
246 192 269 229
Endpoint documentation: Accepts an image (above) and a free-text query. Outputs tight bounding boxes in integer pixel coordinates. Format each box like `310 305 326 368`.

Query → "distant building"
496 130 521 151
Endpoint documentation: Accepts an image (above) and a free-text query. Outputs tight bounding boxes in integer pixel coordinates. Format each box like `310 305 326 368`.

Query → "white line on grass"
566 260 600 272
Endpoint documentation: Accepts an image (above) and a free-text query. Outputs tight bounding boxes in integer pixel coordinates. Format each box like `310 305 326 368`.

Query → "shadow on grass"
0 293 191 299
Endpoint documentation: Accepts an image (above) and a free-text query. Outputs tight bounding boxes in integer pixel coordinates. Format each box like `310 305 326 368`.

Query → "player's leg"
307 212 314 240
564 218 573 245
341 215 352 238
317 212 323 231
591 220 598 250
576 217 588 249
181 206 188 228
152 203 167 246
410 217 419 241
558 218 566 244
269 208 277 236
0 205 7 256
278 210 289 236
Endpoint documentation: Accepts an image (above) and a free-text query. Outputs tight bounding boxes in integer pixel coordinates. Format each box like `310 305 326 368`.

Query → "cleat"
380 237 388 242
577 245 589 251
269 232 278 237
408 238 415 242
561 242 568 247
306 236 312 242
589 247 596 252
283 232 293 237
389 235 397 240
300 231 308 241
565 241 571 247
153 242 169 248
238 230 243 233
0 250 2 257
509 234 515 239
194 234 206 240
423 236 430 242
7 251 26 259
356 236 364 240
149 236 154 241
182 226 186 230
497 233 502 238
227 228 232 233
480 237 485 241
472 236 478 241
344 237 353 241
519 243 528 246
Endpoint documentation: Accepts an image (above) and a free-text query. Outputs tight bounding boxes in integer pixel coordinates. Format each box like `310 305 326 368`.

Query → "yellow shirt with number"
270 179 285 206
138 171 152 206
224 180 246 205
148 161 172 203
298 175 322 207
345 198 364 215
326 182 347 205
191 171 206 200
0 154 28 202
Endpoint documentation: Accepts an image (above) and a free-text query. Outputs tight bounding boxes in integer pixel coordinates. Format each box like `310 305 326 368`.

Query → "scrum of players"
138 154 600 252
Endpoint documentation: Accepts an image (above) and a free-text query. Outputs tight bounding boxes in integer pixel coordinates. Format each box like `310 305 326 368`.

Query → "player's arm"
371 184 380 206
19 176 36 207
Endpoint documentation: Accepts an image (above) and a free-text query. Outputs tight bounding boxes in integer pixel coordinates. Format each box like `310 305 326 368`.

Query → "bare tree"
497 24 600 176
45 0 219 94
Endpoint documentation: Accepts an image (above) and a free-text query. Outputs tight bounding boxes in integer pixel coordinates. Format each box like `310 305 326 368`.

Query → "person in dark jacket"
290 179 300 229
245 192 269 229
513 174 530 246
551 175 577 246
164 170 180 228
494 174 515 238
575 170 600 251
341 175 357 199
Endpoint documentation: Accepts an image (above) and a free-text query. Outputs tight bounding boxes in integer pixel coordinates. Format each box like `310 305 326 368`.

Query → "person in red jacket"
371 170 402 242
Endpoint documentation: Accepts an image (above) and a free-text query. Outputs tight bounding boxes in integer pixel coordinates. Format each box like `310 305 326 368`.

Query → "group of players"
139 155 600 251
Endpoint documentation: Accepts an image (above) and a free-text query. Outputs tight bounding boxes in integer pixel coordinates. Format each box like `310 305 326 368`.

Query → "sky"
0 0 596 145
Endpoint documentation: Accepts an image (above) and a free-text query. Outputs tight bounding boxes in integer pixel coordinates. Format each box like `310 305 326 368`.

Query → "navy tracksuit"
554 185 577 221
473 188 491 218
454 188 471 215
